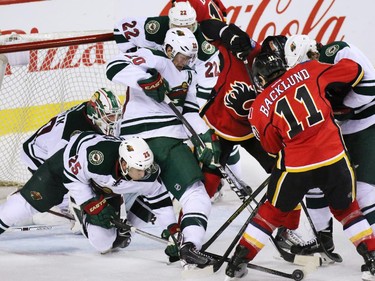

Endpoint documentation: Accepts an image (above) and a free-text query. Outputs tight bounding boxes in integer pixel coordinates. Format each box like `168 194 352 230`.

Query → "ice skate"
180 242 216 269
225 244 250 279
275 226 305 251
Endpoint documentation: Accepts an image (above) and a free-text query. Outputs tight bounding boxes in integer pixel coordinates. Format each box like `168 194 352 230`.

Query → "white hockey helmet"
86 88 122 136
163 27 198 66
119 137 156 179
284 34 318 68
168 1 198 33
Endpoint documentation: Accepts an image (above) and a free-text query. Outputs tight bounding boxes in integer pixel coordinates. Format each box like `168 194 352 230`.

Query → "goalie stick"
23 205 168 245
9 224 69 232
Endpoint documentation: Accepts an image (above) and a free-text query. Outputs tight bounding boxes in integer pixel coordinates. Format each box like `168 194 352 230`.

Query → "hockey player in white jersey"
21 88 122 173
0 132 177 254
113 2 245 200
20 88 122 215
113 1 219 103
106 27 221 268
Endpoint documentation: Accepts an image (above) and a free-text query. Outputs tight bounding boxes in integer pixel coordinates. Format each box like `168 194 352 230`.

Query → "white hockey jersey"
106 47 210 139
21 103 96 172
113 16 220 107
62 132 174 226
319 41 375 134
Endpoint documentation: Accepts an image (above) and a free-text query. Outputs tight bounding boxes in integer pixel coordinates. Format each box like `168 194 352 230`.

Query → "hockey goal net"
0 31 127 188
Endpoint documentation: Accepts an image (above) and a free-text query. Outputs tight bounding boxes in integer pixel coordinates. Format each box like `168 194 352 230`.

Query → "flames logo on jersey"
224 81 256 117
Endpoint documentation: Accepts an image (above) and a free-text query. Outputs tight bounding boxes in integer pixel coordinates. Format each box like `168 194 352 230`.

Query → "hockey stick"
9 224 69 232
48 209 75 220
206 251 304 281
164 95 253 200
243 58 262 94
44 206 168 245
213 193 267 273
300 201 342 263
201 176 269 251
269 234 322 267
110 219 168 245
211 161 319 266
209 252 305 280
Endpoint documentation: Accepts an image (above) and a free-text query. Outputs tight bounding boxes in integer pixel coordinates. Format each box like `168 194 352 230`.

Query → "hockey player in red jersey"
224 52 375 279
197 19 275 197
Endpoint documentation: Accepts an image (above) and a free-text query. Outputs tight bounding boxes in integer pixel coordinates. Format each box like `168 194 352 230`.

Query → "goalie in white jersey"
106 27 221 268
20 88 122 215
0 132 177 254
21 88 123 173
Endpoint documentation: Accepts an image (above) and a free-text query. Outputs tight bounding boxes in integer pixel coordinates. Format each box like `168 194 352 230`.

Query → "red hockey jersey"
175 0 227 22
202 43 261 141
249 59 363 171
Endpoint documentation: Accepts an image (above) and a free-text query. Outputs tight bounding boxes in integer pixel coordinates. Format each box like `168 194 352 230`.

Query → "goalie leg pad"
0 192 37 227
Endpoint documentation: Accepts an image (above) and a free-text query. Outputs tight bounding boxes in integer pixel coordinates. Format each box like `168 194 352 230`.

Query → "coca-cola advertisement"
0 0 371 61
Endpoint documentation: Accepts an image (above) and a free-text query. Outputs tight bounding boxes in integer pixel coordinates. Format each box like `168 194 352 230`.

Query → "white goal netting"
0 31 126 187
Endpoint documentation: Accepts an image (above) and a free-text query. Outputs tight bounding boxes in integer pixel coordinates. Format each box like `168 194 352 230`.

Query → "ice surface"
0 151 367 281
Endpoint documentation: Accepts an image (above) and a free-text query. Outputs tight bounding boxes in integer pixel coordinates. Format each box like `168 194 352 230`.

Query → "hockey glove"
325 88 353 121
112 219 132 249
138 68 170 103
193 129 221 169
161 223 183 263
220 24 254 61
82 195 117 229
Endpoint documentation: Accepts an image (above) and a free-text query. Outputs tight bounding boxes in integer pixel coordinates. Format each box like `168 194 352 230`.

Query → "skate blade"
224 275 236 281
362 271 375 281
320 252 343 264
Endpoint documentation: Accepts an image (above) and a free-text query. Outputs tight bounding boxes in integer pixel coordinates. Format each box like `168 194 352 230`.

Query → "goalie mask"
284 34 318 68
168 1 198 33
86 88 122 136
119 137 158 180
163 27 198 68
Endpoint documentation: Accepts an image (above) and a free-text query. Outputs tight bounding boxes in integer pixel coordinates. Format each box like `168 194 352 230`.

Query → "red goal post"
0 30 127 187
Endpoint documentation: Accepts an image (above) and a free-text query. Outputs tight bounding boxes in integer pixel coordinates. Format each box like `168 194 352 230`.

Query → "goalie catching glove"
193 129 221 169
138 68 170 102
220 24 255 61
161 223 183 263
82 195 117 229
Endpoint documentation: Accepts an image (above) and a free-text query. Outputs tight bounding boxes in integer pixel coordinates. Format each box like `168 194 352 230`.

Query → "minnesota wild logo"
146 20 160 35
202 41 215 55
89 150 104 165
325 44 340 57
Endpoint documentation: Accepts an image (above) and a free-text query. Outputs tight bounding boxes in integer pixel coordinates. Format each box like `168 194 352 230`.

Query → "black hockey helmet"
252 52 287 86
261 35 287 64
